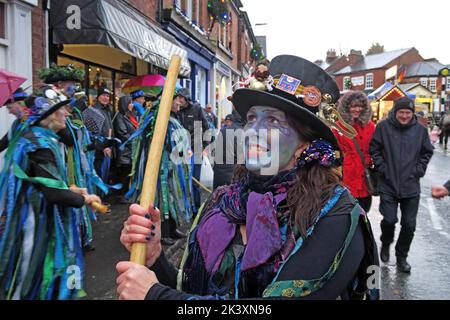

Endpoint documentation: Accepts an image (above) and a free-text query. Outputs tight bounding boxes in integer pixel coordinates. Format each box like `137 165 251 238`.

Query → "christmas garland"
250 44 265 61
38 63 85 84
207 0 230 24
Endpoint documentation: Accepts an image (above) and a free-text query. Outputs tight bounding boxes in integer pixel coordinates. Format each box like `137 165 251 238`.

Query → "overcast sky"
242 0 450 65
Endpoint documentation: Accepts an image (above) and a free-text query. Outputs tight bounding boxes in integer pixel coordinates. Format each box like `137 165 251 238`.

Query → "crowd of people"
1 54 449 300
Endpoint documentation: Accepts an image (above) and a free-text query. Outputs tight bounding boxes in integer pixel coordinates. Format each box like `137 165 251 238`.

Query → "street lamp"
439 67 450 112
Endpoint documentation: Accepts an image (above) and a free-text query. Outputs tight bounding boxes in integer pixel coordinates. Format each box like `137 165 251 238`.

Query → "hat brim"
33 99 71 126
232 88 338 148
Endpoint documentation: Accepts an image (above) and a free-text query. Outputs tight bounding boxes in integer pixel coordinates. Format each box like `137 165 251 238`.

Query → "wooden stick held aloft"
130 55 182 265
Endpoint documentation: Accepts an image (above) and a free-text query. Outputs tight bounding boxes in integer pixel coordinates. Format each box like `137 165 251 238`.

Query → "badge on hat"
302 86 322 108
275 74 301 95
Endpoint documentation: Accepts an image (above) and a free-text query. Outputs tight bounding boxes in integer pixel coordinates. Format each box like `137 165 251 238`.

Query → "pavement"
83 143 450 300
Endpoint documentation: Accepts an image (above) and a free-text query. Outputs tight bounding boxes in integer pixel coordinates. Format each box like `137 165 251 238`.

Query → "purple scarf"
196 172 296 274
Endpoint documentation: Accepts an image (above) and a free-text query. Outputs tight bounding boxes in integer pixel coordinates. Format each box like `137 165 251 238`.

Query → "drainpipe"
44 0 50 67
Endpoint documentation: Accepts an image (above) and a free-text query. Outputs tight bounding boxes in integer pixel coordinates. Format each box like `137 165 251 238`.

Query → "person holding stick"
116 55 379 300
0 92 102 299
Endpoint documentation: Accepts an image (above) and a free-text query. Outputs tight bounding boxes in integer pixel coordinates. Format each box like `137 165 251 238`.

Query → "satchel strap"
352 138 367 168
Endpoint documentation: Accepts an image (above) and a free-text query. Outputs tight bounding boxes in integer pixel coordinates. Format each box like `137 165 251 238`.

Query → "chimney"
348 49 363 65
326 49 337 63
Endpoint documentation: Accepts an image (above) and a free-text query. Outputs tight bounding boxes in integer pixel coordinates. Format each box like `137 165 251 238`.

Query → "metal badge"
302 86 322 107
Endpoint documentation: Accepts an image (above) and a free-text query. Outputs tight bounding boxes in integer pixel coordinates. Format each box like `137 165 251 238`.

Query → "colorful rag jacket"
0 126 86 300
123 105 195 225
64 108 112 247
147 171 380 300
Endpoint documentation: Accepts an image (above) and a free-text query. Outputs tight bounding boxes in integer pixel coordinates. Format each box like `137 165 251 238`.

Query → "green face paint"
244 106 301 175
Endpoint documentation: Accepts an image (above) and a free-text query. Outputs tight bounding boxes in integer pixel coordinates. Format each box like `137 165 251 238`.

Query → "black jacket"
213 124 244 189
370 110 434 198
114 96 136 166
178 102 210 151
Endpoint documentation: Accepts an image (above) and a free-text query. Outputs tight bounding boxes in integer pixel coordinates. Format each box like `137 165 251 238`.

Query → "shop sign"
351 76 364 86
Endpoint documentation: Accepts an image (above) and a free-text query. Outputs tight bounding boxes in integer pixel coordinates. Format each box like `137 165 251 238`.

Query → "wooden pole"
130 55 181 265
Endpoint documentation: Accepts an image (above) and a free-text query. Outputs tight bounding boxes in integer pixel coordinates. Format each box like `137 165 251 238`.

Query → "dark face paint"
244 106 301 175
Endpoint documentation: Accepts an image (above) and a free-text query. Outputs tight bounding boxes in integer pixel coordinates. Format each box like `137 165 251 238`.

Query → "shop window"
0 2 6 39
365 73 374 90
447 77 450 91
429 78 437 92
195 68 207 106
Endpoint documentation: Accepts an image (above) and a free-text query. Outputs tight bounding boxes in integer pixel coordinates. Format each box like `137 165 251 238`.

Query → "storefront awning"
50 0 191 77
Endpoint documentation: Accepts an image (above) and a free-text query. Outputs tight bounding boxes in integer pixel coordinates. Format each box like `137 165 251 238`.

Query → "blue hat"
131 90 145 99
3 88 28 105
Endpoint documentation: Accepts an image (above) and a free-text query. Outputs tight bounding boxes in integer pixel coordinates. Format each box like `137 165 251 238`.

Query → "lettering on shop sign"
66 5 81 30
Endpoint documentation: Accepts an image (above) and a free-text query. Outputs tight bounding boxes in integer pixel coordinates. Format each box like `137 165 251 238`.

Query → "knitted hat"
393 97 415 113
131 90 145 99
97 87 111 97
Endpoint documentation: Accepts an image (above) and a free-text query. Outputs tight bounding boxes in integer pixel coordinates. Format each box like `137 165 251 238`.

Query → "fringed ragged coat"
64 108 111 248
122 103 195 226
334 91 375 198
0 126 86 300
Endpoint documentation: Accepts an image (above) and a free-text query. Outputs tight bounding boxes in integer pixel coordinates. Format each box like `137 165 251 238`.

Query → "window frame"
365 73 374 90
429 78 437 92
420 77 428 88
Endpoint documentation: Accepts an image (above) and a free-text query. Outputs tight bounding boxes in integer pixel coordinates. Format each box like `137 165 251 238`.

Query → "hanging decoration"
250 44 265 62
207 0 230 32
344 77 352 90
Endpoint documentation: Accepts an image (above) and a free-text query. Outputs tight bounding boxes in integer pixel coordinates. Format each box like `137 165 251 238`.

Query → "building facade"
0 0 37 168
333 48 424 94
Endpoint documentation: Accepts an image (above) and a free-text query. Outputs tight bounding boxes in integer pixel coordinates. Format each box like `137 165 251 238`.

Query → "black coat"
370 110 434 198
213 124 244 189
177 102 210 151
114 97 136 166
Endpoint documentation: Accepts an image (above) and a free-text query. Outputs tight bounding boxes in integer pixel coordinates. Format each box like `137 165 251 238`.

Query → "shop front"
161 22 215 108
49 0 190 107
215 60 233 125
369 83 415 122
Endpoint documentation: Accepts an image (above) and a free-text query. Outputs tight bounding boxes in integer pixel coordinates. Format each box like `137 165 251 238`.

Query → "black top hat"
232 55 340 148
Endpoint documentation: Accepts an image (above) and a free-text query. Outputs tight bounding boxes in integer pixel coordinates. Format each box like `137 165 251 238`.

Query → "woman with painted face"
0 93 101 299
115 55 379 300
333 91 376 212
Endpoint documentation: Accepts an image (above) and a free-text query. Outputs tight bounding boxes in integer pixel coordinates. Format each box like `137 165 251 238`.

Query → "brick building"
160 0 261 120
333 47 424 93
400 59 450 112
25 0 260 113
